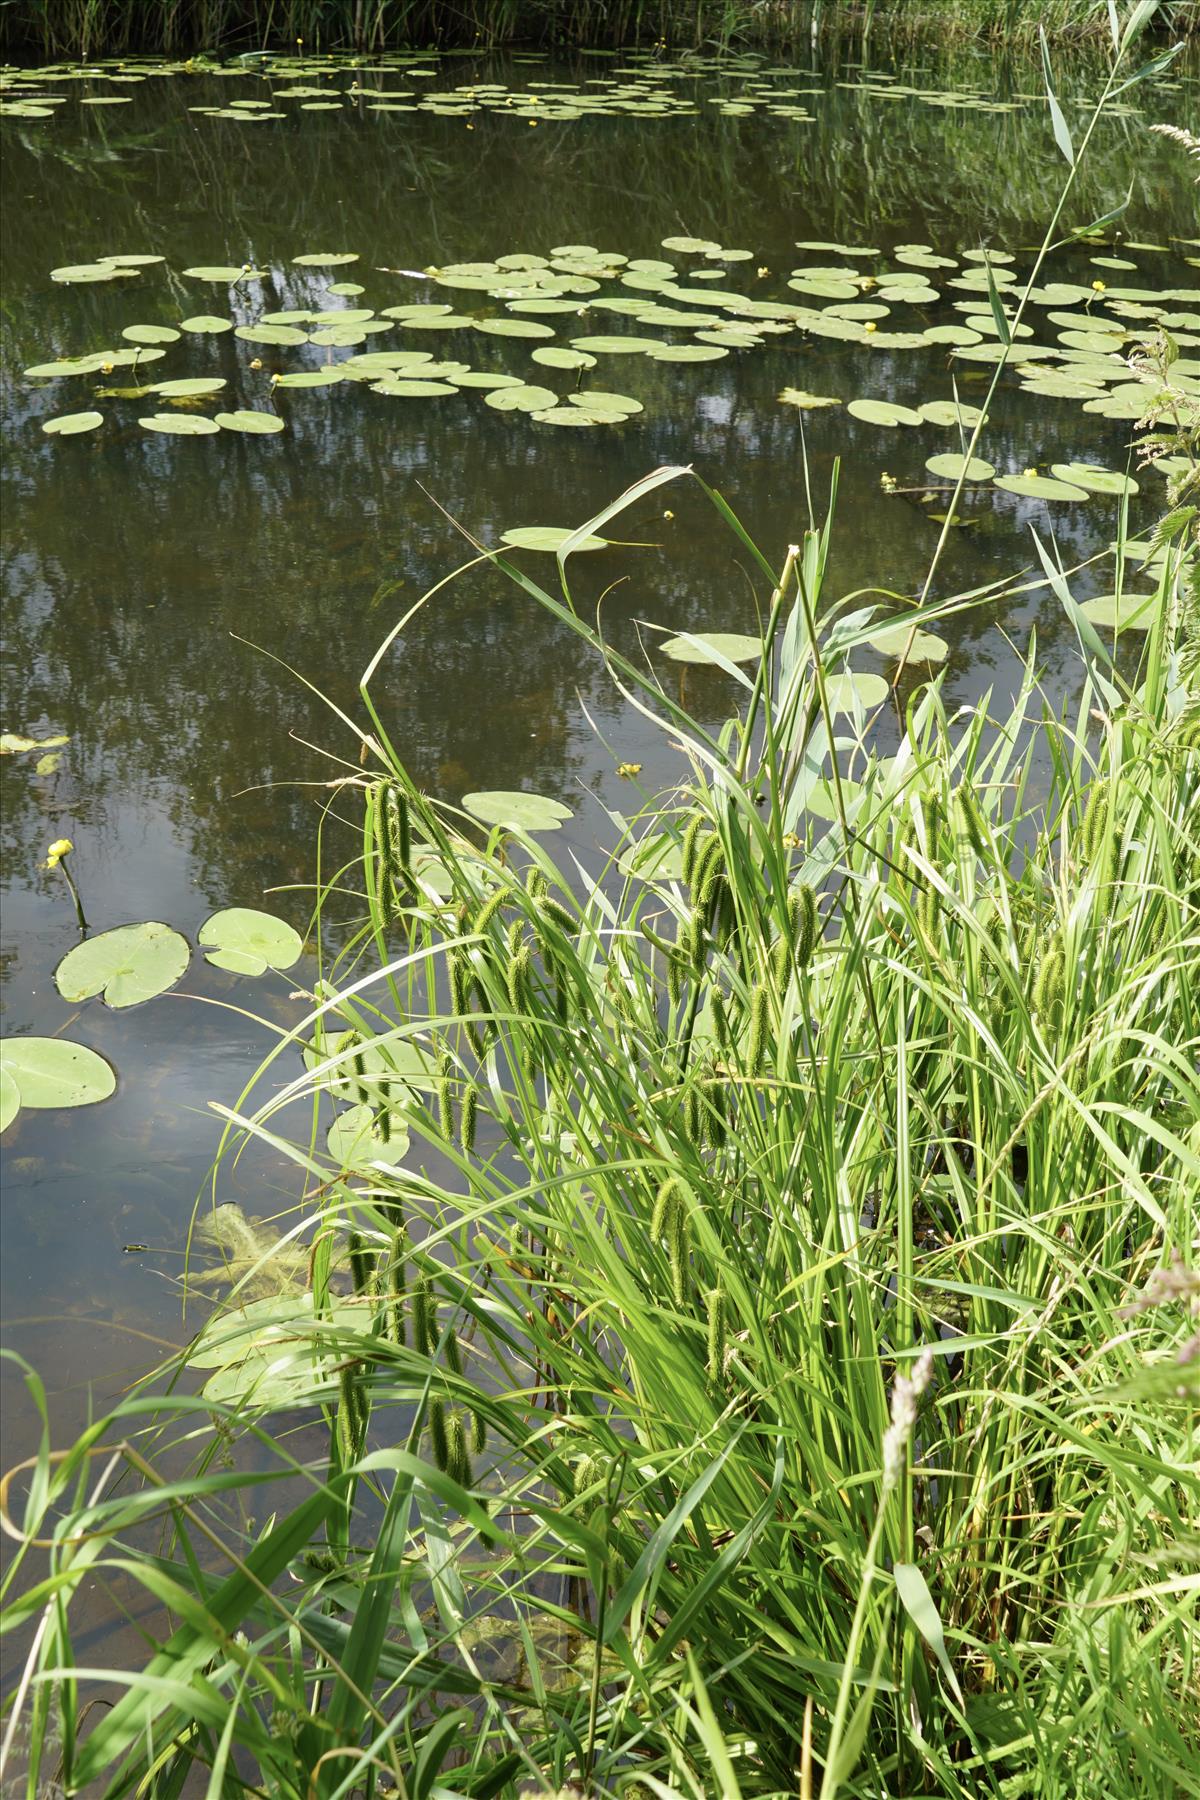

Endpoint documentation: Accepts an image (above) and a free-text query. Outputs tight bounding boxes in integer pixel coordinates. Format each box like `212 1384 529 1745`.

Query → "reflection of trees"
2 45 1186 914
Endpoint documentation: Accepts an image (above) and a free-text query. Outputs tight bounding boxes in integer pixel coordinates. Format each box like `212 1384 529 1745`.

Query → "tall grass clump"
3 453 1196 1796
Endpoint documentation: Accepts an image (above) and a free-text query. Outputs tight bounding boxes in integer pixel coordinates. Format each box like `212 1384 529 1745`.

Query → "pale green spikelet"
683 1082 702 1144
918 883 940 944
428 1397 449 1473
377 1106 391 1146
459 1082 478 1155
412 1277 433 1359
667 948 684 1008
702 1081 727 1151
506 941 532 1015
506 917 523 957
793 884 818 971
444 1326 462 1377
446 1411 472 1487
475 885 509 936
471 1406 487 1456
388 1243 406 1346
1082 778 1109 861
526 868 548 902
747 983 768 1074
651 1176 679 1240
539 894 576 935
437 1053 454 1141
706 1286 726 1383
681 816 706 888
1032 932 1066 1024
692 832 723 899
711 988 731 1053
574 1454 600 1497
337 1369 359 1466
667 1191 691 1306
347 1229 371 1296
448 948 469 1019
682 909 705 972
957 787 988 859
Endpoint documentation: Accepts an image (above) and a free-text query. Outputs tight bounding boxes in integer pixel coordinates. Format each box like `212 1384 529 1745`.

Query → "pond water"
1 38 1197 1614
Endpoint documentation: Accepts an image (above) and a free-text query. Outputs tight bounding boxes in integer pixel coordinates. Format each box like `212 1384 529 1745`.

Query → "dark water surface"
1 39 1197 1568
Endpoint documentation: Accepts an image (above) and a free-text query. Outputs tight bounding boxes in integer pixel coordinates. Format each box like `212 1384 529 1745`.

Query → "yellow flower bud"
43 837 73 869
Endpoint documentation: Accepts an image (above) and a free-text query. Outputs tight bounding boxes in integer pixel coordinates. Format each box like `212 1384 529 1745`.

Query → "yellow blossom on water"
756 266 770 279
663 509 674 520
617 762 642 779
783 831 801 850
863 321 877 335
1092 279 1106 291
43 838 73 869
1024 466 1037 478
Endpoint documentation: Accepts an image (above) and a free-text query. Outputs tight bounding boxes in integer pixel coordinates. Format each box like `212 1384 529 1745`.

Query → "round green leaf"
292 251 359 266
867 624 949 662
919 400 987 428
1080 591 1159 630
476 318 555 339
0 1036 116 1110
179 314 234 334
153 377 226 398
235 323 309 346
500 527 608 553
462 790 573 831
484 384 558 414
925 452 996 482
183 265 258 282
214 410 285 434
42 411 103 436
823 671 889 713
531 346 597 370
198 908 303 975
1049 463 1139 496
1 1063 20 1132
55 921 190 1008
139 414 221 435
993 473 1089 501
847 398 924 427
326 1102 409 1170
661 632 763 666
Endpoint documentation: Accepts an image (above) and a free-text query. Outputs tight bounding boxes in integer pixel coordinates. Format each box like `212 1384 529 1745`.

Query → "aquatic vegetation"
0 1035 115 1130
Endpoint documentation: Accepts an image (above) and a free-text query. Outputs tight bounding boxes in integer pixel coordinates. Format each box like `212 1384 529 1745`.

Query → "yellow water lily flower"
43 837 73 869
617 762 642 779
863 321 877 335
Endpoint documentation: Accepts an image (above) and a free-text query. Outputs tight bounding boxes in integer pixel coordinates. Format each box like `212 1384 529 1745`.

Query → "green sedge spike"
475 885 509 936
703 1083 727 1151
539 894 576 935
526 868 547 901
683 910 705 973
448 949 469 1019
377 1106 391 1146
961 787 989 859
1081 778 1108 861
447 1412 472 1487
711 989 731 1053
681 815 705 888
506 917 523 956
651 1176 679 1240
692 831 723 898
445 1326 462 1377
747 983 768 1074
706 1286 726 1383
347 1230 371 1296
684 1082 702 1144
437 1054 454 1141
459 1082 478 1154
667 948 684 1008
506 942 532 1015
792 884 818 971
668 1191 690 1306
574 1454 599 1497
428 1397 449 1473
471 1407 487 1456
1032 935 1066 1021
337 1371 359 1467
412 1277 433 1359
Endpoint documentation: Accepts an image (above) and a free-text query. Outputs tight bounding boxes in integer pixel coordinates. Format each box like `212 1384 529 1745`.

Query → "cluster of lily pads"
8 46 1183 129
0 903 303 1133
23 227 1200 512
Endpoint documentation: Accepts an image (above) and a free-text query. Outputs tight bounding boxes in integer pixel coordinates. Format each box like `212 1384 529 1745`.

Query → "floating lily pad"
292 251 359 266
462 790 573 831
55 921 190 1008
0 1036 116 1120
661 631 762 666
153 377 226 397
500 526 608 552
214 410 286 434
122 324 181 345
867 624 949 662
139 414 221 435
847 398 923 427
484 384 557 413
179 314 234 334
994 473 1089 501
42 411 103 436
1080 591 1159 630
1048 463 1139 496
198 908 303 974
532 346 597 370
925 452 996 482
919 400 987 428
183 265 262 282
327 1101 409 1170
823 671 889 713
50 262 137 284
235 323 309 346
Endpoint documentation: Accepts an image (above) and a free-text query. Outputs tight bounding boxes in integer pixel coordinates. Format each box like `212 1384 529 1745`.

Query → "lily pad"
179 315 234 334
532 346 597 370
183 266 262 282
292 251 359 266
214 410 286 434
823 671 889 713
500 526 608 552
153 377 226 398
919 400 987 428
462 790 573 831
661 631 762 666
1079 591 1159 630
1048 463 1139 496
867 624 949 662
925 452 996 481
993 473 1089 501
847 398 924 427
484 384 558 413
0 1036 116 1117
139 414 221 435
326 1101 409 1170
42 411 103 436
778 388 842 409
122 324 181 345
55 921 190 1008
198 908 303 974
